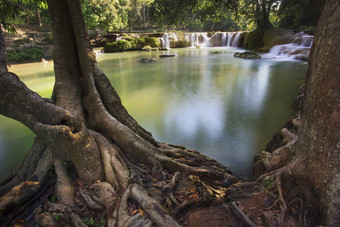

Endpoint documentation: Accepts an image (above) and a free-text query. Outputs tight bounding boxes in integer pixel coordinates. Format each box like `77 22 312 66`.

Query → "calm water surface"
0 47 307 178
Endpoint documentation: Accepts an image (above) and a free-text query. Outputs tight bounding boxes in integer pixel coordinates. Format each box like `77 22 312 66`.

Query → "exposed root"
90 130 130 191
230 201 257 227
35 202 87 227
130 184 181 227
54 158 75 207
276 170 288 217
0 181 40 217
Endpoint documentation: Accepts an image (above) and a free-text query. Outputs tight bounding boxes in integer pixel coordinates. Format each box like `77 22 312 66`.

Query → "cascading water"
161 33 170 49
221 32 227 46
227 32 236 47
163 31 244 48
172 33 178 42
263 32 314 61
231 32 241 47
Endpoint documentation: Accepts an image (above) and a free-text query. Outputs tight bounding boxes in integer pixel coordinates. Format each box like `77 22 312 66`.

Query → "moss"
142 45 152 51
174 40 189 48
144 37 160 47
246 29 265 50
104 40 132 53
104 36 160 53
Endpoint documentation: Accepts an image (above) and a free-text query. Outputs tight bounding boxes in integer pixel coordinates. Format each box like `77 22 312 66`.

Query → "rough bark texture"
291 0 340 224
0 25 7 74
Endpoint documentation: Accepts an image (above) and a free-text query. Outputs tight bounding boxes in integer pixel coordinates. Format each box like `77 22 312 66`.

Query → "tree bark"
291 0 340 225
0 25 7 74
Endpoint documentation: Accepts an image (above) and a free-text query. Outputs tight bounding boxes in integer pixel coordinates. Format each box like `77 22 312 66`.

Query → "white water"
162 31 244 48
161 33 170 49
221 32 227 46
263 32 314 60
231 32 241 47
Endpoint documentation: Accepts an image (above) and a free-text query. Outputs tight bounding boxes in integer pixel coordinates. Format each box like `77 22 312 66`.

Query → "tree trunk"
0 25 7 74
291 0 340 224
255 0 273 30
36 7 42 27
142 3 146 30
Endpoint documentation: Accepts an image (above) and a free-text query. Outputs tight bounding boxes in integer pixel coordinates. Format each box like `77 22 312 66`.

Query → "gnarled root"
253 115 300 178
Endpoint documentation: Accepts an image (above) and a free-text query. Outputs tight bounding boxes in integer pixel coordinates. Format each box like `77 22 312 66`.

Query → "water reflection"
0 48 306 178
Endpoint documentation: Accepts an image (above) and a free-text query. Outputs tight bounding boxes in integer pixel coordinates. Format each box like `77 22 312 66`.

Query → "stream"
0 47 307 179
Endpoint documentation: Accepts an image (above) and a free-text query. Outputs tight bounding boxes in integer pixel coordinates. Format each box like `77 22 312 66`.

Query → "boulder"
138 57 157 63
233 51 262 59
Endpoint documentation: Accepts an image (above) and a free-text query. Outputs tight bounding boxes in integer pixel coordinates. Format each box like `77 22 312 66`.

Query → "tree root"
54 158 75 207
230 201 257 227
0 181 40 217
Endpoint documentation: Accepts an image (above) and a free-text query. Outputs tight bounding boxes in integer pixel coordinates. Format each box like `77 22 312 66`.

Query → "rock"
294 54 309 61
233 51 262 59
23 43 37 48
138 57 157 63
159 54 176 57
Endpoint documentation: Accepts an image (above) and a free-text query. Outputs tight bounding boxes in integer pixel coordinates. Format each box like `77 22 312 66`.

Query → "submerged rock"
159 54 176 57
138 57 157 63
233 51 262 59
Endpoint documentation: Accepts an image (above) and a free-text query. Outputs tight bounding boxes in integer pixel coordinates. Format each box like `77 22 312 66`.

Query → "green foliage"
187 19 203 31
117 40 131 50
81 0 130 32
278 0 325 29
142 45 152 51
264 177 275 190
13 38 30 47
83 217 95 226
54 214 61 222
6 46 48 63
104 36 160 53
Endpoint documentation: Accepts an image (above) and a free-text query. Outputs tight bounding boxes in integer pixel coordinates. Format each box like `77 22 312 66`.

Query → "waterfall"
221 32 227 46
172 33 178 42
231 32 241 47
226 32 233 47
183 31 244 48
201 33 210 47
161 33 170 49
263 32 314 61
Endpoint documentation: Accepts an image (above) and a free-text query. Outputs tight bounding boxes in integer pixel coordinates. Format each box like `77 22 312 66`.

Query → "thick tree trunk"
291 0 340 225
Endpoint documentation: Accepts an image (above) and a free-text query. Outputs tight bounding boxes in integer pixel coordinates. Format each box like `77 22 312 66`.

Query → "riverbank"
4 24 53 64
4 25 314 64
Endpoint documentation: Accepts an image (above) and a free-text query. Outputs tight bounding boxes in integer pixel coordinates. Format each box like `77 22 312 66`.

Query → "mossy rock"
142 45 152 51
144 37 160 47
174 40 189 48
233 51 262 59
245 30 265 50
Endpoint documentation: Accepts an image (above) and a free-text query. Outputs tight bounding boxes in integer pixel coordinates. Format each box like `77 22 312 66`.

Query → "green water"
0 47 307 178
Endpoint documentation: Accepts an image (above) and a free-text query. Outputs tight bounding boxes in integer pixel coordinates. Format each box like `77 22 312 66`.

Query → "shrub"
6 46 46 63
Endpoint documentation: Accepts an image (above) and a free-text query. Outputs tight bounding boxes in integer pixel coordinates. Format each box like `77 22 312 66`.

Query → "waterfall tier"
263 32 314 61
161 32 245 49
